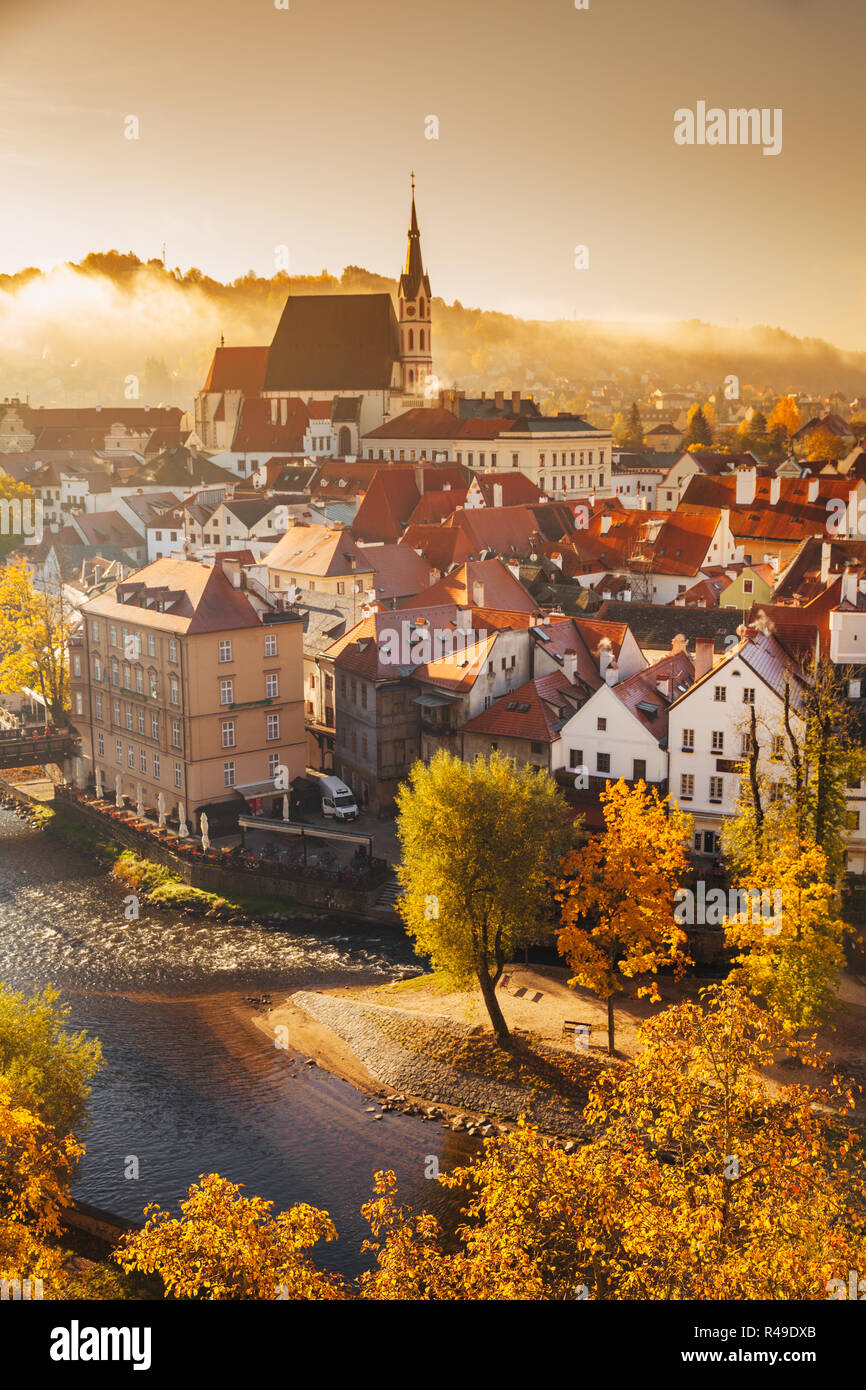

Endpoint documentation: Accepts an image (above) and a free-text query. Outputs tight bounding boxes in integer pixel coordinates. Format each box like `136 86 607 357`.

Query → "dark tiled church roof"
264 293 400 391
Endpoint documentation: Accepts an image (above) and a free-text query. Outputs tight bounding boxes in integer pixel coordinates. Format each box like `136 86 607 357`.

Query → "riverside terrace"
0 725 80 770
51 785 390 899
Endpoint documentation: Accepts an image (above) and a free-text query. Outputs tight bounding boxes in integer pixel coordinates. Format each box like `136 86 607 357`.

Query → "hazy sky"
2 0 865 347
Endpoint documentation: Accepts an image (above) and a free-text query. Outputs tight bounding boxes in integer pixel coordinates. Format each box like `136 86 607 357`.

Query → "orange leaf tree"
557 779 692 1054
114 1173 347 1300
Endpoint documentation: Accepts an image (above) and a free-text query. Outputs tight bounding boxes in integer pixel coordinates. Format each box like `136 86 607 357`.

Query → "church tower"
398 175 432 399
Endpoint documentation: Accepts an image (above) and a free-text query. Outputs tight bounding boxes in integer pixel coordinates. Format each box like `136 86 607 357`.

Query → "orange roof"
462 670 583 742
267 524 374 578
202 345 269 395
82 557 262 634
397 557 538 613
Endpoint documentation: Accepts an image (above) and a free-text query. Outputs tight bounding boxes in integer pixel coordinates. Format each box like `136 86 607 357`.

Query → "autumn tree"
0 984 102 1145
0 1076 82 1296
360 985 866 1300
395 751 573 1044
768 394 801 442
0 562 74 720
557 779 692 1054
724 845 848 1030
114 1174 347 1300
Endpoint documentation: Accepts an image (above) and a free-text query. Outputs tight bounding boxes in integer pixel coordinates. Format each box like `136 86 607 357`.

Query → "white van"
320 775 359 821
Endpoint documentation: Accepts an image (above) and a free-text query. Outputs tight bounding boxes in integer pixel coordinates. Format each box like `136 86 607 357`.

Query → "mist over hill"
1 251 864 415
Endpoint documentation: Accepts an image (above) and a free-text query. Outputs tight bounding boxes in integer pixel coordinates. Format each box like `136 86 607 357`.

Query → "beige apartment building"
266 522 375 598
69 557 305 823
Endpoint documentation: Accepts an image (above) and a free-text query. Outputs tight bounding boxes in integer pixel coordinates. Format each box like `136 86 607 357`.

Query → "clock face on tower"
405 305 416 316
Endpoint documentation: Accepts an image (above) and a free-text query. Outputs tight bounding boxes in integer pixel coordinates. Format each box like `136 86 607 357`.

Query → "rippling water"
0 806 475 1275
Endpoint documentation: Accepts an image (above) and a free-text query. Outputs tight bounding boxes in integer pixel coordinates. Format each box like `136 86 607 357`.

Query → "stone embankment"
292 990 590 1139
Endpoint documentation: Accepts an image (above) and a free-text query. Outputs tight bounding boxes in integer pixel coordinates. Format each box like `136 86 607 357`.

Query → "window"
111 661 119 687
147 633 156 657
153 754 160 780
125 707 133 730
713 686 726 702
91 620 100 641
742 578 754 595
174 762 182 789
137 709 145 734
742 687 755 704
171 720 180 749
115 739 123 764
512 453 519 468
74 691 84 715
847 810 860 831
149 673 158 699
169 639 178 663
97 732 104 756
127 745 135 769
170 677 179 706
221 720 236 749
680 774 694 800
531 742 543 755
140 749 147 773
113 700 121 725
709 776 724 802
633 759 646 781
597 752 611 774
110 625 117 648
266 673 279 699
135 667 143 694
265 633 277 658
268 752 280 779
219 640 232 663
93 656 102 681
711 731 724 753
771 734 785 760
72 653 82 678
151 714 159 740
220 679 233 706
682 728 694 751
95 694 103 721
267 713 279 741
597 717 607 731
361 735 368 757
224 761 236 788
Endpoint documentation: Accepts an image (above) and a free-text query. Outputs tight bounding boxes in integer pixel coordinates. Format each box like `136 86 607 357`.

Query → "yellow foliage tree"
0 561 73 720
360 985 866 1300
395 751 574 1043
723 845 848 1031
557 779 692 1054
0 1076 81 1296
768 394 801 439
114 1173 347 1299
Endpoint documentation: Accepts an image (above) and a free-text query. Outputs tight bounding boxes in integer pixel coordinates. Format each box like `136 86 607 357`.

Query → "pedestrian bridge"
0 731 79 770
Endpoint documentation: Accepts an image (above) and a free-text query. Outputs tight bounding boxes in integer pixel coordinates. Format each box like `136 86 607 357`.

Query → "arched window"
419 297 426 317
408 329 414 351
419 330 425 351
408 369 415 388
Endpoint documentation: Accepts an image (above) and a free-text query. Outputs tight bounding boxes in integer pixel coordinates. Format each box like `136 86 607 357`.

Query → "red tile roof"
397 557 538 613
202 346 269 395
461 670 583 742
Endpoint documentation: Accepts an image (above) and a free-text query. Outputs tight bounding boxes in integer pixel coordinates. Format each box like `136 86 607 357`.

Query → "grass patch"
382 969 455 996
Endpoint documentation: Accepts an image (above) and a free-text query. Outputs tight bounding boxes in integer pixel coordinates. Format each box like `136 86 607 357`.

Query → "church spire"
400 173 430 302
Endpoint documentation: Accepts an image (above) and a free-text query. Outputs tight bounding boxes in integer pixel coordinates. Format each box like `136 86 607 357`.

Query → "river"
0 804 476 1276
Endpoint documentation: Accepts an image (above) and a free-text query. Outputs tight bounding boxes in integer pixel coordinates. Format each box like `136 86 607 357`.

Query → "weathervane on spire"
410 170 415 193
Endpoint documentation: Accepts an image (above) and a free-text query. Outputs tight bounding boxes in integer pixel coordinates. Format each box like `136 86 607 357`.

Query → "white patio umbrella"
94 766 103 799
282 793 289 821
200 811 210 852
115 775 123 809
177 802 188 837
157 791 166 829
135 784 144 817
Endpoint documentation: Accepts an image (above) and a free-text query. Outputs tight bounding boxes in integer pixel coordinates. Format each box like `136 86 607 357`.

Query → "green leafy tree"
395 751 573 1043
685 403 713 448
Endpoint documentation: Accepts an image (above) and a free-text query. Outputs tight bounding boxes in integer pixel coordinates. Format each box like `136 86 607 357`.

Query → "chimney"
600 514 612 535
841 565 858 607
694 636 715 680
807 476 819 503
769 475 781 506
495 390 504 410
493 483 503 507
820 540 832 586
456 607 473 630
563 650 578 683
481 391 487 402
472 580 485 606
735 464 756 506
550 551 562 569
511 390 521 414
671 633 687 655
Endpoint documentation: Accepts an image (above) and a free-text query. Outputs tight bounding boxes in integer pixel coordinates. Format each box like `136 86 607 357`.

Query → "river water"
0 805 476 1276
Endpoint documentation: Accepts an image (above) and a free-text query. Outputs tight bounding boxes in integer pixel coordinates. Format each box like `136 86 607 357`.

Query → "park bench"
562 1019 593 1041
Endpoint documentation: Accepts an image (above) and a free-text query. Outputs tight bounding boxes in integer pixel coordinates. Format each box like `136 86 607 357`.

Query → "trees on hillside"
395 751 573 1043
557 779 692 1054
